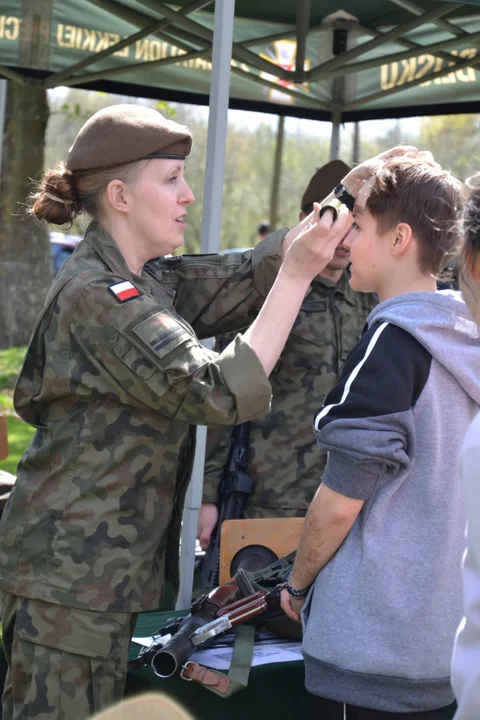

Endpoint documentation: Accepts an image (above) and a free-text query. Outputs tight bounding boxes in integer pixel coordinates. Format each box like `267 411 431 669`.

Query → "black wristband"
285 569 311 598
333 183 355 212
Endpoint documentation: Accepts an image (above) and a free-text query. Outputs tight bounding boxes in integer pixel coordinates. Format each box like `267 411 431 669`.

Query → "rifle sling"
181 623 255 698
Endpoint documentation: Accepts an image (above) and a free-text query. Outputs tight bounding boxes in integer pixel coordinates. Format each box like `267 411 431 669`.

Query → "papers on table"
132 633 172 648
132 631 303 670
189 638 303 670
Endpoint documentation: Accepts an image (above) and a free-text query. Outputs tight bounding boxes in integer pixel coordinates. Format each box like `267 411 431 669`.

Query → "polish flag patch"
108 281 142 303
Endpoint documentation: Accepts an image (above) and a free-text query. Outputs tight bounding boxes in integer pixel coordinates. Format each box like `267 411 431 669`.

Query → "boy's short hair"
365 160 465 275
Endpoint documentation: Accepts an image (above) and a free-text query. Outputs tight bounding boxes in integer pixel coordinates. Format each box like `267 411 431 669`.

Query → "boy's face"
343 207 395 294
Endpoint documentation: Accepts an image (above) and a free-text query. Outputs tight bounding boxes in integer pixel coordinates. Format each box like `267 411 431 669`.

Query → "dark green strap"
196 624 255 699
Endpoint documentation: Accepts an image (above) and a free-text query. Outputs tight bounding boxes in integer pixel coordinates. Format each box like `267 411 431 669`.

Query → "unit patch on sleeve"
108 281 142 303
132 310 194 359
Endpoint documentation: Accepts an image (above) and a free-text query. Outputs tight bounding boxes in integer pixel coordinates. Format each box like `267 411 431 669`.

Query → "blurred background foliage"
3 89 480 473
45 88 480 252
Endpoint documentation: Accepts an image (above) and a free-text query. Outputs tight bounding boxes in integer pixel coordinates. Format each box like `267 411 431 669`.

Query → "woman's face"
125 158 195 257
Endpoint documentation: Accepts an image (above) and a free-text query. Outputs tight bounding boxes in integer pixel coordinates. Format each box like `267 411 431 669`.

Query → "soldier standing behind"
198 160 377 548
0 105 356 720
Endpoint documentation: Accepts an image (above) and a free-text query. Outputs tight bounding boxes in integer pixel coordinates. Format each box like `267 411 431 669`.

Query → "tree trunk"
0 81 50 349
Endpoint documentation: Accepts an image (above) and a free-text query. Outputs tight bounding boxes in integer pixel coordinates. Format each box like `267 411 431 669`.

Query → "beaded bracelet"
284 569 311 598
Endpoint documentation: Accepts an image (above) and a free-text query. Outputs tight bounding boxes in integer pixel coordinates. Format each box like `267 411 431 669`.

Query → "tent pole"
269 115 285 232
50 0 214 87
329 25 348 161
330 107 341 161
309 3 457 81
0 80 7 188
296 0 311 75
176 0 235 611
387 0 466 37
352 122 360 165
329 74 344 161
198 2 235 255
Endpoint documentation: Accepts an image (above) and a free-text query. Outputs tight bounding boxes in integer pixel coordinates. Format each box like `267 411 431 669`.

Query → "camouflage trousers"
1 594 136 720
243 506 308 519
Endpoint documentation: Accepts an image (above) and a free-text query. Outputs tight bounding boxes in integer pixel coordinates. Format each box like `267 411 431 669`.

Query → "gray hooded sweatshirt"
303 291 480 713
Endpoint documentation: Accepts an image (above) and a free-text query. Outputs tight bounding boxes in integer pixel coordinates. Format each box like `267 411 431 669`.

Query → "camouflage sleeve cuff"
251 228 289 299
202 479 220 504
215 334 271 422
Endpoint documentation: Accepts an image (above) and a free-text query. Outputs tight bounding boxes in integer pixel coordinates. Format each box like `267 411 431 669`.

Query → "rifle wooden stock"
219 518 304 585
129 551 299 679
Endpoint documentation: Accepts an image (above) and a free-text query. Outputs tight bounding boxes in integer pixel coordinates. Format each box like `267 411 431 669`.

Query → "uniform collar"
83 220 136 281
311 269 358 306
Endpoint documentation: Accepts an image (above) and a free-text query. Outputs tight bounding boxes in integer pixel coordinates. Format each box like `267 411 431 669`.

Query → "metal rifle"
127 615 185 671
151 589 268 679
128 553 300 688
199 422 253 590
128 579 266 678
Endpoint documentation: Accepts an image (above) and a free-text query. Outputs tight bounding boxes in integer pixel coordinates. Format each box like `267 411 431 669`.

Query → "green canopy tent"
2 0 480 604
3 0 480 233
3 0 480 231
3 1 480 121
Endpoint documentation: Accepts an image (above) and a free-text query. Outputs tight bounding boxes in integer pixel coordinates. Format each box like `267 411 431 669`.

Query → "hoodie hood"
368 290 480 406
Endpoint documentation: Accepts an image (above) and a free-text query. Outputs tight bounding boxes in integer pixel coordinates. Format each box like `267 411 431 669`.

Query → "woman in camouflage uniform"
0 104 353 720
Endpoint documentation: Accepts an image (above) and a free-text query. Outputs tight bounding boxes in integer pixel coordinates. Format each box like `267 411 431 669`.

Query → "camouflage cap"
301 159 351 211
66 104 193 171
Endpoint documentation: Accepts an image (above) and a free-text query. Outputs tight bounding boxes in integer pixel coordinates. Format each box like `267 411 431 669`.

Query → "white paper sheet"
132 633 172 648
188 639 303 670
131 634 303 670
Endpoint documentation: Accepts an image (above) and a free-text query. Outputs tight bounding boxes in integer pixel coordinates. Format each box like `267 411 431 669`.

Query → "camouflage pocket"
113 335 159 383
9 598 133 717
15 598 130 661
131 310 196 360
111 309 210 409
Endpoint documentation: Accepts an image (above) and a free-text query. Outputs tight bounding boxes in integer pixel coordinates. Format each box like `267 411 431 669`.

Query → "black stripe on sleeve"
314 322 432 432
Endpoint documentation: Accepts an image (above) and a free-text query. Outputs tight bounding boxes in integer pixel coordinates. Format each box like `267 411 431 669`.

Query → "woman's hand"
283 208 318 251
244 202 351 375
342 145 437 198
280 588 304 622
281 202 352 283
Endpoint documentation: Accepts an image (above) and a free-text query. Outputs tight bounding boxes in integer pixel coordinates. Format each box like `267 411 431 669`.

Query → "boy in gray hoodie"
281 160 480 719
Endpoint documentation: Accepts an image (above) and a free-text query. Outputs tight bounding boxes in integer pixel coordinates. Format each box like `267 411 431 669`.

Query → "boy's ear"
391 222 413 258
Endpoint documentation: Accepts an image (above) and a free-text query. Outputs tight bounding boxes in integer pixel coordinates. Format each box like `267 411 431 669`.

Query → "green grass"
0 416 34 474
0 391 13 410
0 346 26 390
0 346 34 474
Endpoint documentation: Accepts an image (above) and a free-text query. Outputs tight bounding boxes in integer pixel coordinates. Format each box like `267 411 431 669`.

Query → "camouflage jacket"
0 221 286 613
203 273 377 512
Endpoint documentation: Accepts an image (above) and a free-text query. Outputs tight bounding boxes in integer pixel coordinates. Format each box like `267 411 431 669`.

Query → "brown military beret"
301 159 351 211
66 104 193 171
